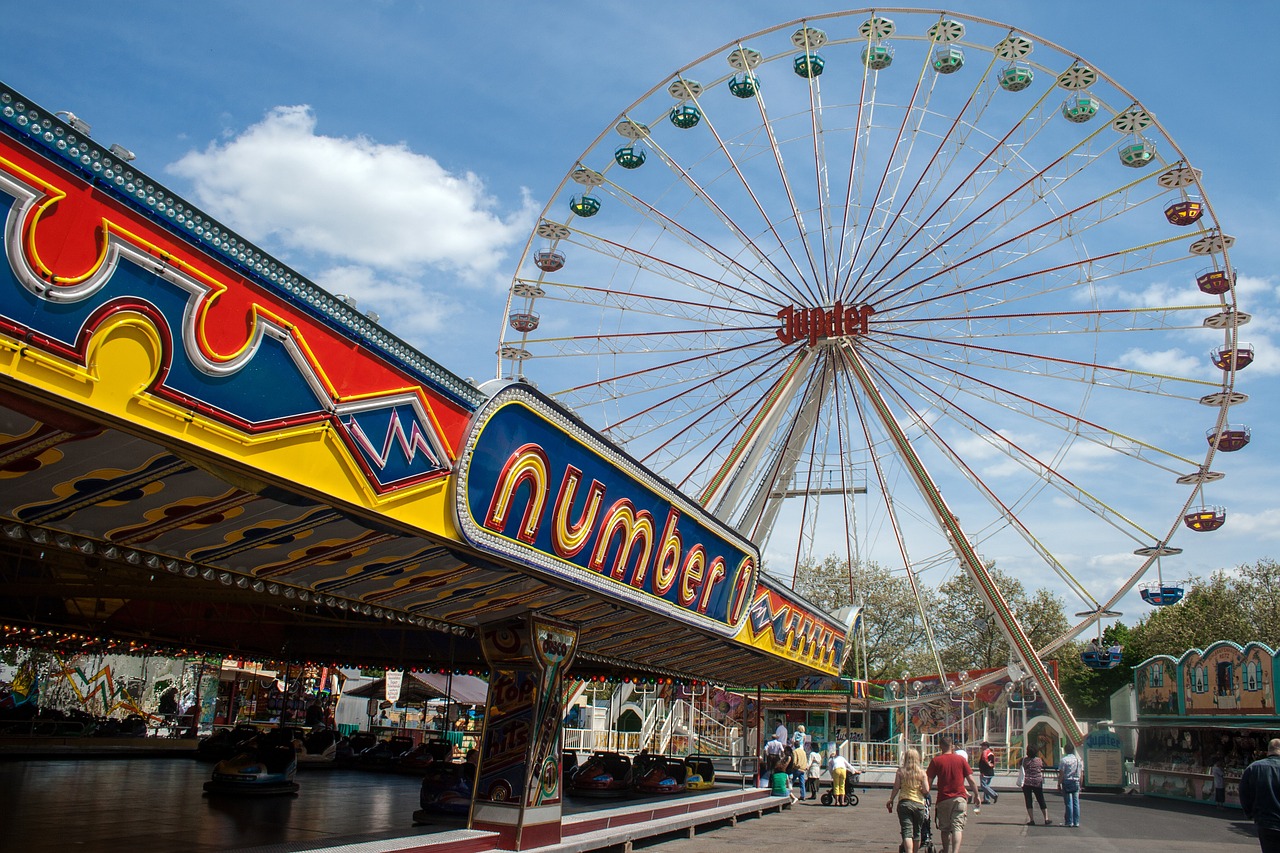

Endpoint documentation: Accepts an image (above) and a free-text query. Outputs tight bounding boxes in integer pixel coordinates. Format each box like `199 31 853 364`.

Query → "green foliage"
1059 559 1280 718
926 568 1069 673
793 555 937 681
1127 559 1280 660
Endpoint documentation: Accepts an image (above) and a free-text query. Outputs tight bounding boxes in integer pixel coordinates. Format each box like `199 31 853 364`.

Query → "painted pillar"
470 615 579 850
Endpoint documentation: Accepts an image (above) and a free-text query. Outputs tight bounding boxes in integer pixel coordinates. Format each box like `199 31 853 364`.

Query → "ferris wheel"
496 10 1248 731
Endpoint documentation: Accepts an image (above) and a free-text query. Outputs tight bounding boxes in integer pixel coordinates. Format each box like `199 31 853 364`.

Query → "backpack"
978 748 995 774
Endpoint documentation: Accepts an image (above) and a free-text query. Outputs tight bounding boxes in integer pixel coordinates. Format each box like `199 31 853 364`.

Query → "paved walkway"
635 788 1259 852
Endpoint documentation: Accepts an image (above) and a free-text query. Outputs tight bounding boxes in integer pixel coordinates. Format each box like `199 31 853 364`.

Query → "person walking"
1240 738 1280 853
977 741 998 805
806 744 823 800
1020 745 1051 825
887 746 930 853
926 735 980 853
1057 742 1082 827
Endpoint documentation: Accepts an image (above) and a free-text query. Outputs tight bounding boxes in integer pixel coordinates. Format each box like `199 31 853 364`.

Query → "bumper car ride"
203 730 299 796
568 751 634 797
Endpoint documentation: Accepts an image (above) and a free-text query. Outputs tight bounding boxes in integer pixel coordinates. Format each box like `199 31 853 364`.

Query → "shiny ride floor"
2 758 757 852
6 758 459 852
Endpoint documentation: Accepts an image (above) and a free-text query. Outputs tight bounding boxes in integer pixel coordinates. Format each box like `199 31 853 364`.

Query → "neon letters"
460 389 759 635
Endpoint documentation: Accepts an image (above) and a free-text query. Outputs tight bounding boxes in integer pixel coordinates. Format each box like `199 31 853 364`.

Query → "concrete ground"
634 788 1261 853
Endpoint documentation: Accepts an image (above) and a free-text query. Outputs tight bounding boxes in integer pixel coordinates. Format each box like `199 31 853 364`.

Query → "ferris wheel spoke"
558 338 769 397
630 112 818 304
589 171 805 306
870 339 1200 477
837 49 999 303
523 279 775 329
590 338 794 445
852 82 1059 303
880 301 1220 339
855 350 1114 607
840 41 937 298
876 331 1222 401
867 156 1163 309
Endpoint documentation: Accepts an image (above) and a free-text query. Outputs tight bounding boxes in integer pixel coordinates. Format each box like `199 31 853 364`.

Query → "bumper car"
195 725 261 763
203 728 300 796
354 735 415 770
395 738 453 773
684 755 716 791
634 755 687 794
334 730 377 766
297 728 341 768
568 751 634 797
412 760 477 822
563 750 582 786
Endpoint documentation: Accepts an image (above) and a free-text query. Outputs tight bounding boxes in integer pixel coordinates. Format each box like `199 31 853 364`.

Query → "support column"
470 614 578 850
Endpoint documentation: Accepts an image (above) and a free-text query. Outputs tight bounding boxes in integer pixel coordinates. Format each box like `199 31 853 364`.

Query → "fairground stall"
1132 641 1279 808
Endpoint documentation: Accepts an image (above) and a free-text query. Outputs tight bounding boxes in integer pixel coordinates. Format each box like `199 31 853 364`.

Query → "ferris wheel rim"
497 8 1245 672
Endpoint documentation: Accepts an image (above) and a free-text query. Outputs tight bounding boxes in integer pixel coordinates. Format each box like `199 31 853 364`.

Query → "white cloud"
1116 346 1201 377
1213 506 1280 541
168 105 537 280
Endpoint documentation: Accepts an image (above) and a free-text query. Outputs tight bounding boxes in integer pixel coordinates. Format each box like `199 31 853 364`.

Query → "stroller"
899 793 935 853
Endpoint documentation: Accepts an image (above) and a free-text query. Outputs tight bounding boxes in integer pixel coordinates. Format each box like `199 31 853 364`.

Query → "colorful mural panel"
1135 642 1277 720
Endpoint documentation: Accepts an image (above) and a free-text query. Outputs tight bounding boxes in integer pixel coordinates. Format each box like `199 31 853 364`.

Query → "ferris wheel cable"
872 357 1198 481
854 350 1103 608
743 68 829 298
841 365 947 679
839 34 934 303
786 362 838 578
863 156 1164 310
835 48 999 304
556 337 768 398
592 168 810 308
850 79 1058 306
861 347 1160 592
741 356 834 541
871 357 1193 549
876 330 1224 401
549 217 797 310
629 119 819 306
829 364 861 596
523 280 779 326
695 350 814 504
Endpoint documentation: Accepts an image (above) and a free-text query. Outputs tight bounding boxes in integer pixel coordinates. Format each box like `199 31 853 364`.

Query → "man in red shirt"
927 735 981 853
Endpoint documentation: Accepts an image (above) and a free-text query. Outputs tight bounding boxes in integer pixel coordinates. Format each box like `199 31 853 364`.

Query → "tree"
928 568 1070 673
1127 558 1280 660
792 555 938 681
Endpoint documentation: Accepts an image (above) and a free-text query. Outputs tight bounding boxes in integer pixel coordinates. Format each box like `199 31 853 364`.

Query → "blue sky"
5 2 1279 636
